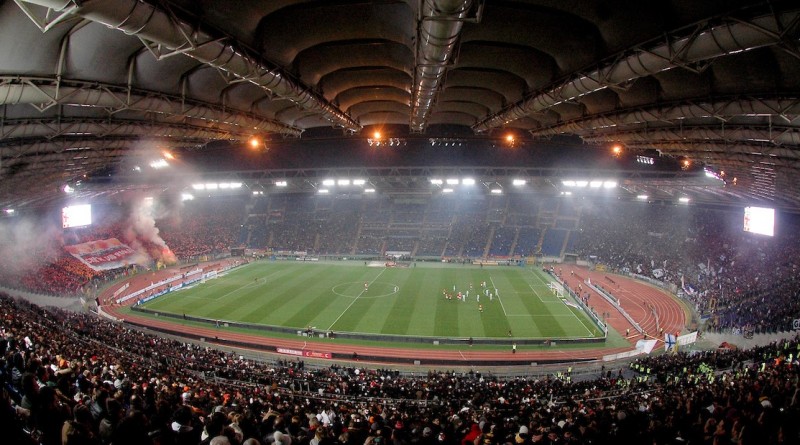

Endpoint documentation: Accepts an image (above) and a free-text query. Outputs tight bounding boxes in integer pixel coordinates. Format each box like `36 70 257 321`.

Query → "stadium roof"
1 0 800 210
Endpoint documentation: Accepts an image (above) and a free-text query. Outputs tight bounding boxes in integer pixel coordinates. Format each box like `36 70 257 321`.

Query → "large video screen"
62 204 92 228
743 206 775 237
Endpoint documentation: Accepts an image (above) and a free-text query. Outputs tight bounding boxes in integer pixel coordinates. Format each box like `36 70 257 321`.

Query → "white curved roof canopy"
1 0 800 208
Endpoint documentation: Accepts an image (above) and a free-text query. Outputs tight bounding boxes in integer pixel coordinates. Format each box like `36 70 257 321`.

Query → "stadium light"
219 183 230 189
575 180 589 187
603 181 617 188
337 179 350 186
512 179 526 186
63 184 75 193
364 188 376 193
3 208 14 214
442 188 454 193
560 191 572 196
181 193 194 201
322 179 335 186
462 178 476 186
589 180 603 188
491 189 502 194
562 180 576 187
353 179 366 185
446 178 459 185
430 179 443 185
275 180 288 187
679 197 690 203
205 183 218 190
318 189 329 194
192 184 205 190
637 194 649 200
149 159 169 169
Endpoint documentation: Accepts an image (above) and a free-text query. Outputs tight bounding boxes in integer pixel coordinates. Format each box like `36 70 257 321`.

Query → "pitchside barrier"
130 305 605 346
544 270 608 335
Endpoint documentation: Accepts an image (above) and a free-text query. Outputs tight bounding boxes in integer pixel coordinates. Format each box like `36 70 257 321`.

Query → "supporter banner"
635 339 658 354
65 238 142 271
677 331 698 346
112 282 129 298
664 333 677 352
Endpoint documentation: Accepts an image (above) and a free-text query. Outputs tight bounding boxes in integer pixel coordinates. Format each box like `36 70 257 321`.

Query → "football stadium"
1 1 799 444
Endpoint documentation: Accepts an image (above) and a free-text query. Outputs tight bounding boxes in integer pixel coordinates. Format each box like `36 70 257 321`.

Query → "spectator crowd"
1 292 799 445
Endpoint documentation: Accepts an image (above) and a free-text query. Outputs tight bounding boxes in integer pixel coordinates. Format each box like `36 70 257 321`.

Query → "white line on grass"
327 268 386 331
569 306 597 337
528 284 564 304
489 276 509 316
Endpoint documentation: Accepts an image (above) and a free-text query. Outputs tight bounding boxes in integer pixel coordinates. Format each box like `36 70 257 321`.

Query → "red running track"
100 265 686 367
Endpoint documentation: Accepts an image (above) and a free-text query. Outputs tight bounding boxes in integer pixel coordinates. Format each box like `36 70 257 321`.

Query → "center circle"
331 281 399 299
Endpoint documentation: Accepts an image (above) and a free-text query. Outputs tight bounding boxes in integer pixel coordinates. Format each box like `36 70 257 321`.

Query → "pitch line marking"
489 276 508 316
327 268 387 331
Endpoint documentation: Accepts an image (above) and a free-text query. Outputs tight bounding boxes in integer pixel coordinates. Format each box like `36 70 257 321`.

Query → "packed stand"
574 202 800 333
1 293 799 445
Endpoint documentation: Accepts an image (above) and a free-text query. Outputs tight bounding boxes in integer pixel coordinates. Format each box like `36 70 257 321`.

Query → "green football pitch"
139 261 605 340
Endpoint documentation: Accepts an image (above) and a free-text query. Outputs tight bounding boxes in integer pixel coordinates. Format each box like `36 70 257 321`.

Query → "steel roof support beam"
473 9 800 132
613 140 800 169
410 0 476 132
529 97 800 137
0 117 252 141
0 76 301 137
14 0 360 132
582 125 800 147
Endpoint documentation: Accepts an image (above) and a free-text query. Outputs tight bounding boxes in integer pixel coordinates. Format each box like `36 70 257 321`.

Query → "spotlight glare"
149 159 169 169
